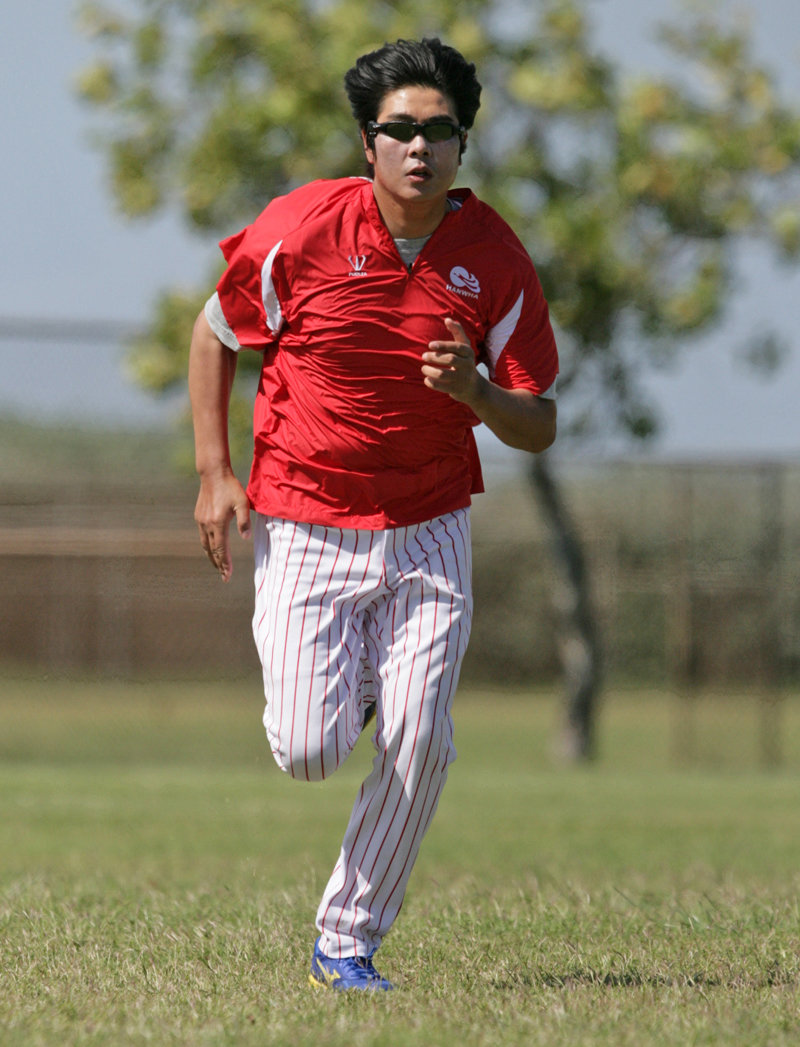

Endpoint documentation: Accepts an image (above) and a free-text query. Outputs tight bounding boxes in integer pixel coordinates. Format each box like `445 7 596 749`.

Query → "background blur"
1 0 799 762
2 0 800 449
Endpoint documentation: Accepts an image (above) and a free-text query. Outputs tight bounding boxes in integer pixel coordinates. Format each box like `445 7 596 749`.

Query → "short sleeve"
205 291 241 351
211 180 362 353
485 252 558 396
213 224 279 352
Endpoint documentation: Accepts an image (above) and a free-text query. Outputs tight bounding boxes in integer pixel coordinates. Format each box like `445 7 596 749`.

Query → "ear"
361 129 376 168
458 130 468 166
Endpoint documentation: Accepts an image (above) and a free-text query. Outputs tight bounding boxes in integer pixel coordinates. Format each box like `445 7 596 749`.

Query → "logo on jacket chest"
447 266 481 299
347 254 368 277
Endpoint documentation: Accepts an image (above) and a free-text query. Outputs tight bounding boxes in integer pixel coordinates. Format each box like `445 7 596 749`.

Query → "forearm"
466 376 557 454
422 319 557 454
188 310 239 478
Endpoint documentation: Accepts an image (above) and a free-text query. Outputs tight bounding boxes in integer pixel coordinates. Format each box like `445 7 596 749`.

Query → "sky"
2 0 800 460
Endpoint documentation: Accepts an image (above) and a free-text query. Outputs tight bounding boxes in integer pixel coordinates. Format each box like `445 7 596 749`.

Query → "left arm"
422 318 556 454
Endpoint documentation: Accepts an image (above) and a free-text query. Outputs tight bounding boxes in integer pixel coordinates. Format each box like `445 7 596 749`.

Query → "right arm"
188 309 251 582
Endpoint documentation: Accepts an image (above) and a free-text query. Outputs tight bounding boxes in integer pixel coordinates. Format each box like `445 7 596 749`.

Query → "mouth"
406 165 433 183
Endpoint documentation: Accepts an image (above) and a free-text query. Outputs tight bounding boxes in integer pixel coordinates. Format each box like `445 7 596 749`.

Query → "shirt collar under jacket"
359 180 473 257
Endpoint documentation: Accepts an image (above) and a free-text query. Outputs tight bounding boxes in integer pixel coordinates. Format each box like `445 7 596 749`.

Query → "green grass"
2 678 800 1046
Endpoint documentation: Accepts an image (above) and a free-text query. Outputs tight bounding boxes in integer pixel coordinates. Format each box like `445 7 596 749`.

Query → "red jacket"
212 178 558 528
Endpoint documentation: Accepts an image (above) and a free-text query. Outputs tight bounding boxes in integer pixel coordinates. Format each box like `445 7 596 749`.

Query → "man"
188 37 558 992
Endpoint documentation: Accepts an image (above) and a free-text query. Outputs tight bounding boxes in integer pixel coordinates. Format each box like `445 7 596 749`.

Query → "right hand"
194 471 251 582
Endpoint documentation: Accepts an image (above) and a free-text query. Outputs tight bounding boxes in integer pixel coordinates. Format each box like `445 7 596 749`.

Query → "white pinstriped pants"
252 509 473 958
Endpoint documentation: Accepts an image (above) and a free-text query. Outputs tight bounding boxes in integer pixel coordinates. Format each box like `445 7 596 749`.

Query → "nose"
409 131 431 154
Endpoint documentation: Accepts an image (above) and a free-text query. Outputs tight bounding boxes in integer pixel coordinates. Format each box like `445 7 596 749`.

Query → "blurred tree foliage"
76 0 800 756
76 0 800 439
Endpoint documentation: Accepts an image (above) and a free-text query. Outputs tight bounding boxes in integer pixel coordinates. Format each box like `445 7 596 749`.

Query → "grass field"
2 677 799 1046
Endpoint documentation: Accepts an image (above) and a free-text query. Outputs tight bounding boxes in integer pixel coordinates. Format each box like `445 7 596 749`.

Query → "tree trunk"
527 453 602 761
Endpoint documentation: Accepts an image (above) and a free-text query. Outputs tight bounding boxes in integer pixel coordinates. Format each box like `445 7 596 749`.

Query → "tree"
77 0 800 758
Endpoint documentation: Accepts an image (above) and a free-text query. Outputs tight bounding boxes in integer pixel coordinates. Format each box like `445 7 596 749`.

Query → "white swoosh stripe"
484 290 524 376
261 240 284 334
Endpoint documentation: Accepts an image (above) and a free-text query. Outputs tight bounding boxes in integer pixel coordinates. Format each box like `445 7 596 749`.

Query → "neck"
371 187 448 239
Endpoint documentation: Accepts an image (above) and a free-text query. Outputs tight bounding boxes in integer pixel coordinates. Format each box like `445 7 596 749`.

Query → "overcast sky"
2 0 799 460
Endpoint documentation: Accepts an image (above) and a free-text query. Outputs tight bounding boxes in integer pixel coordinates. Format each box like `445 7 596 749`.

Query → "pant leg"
251 514 382 782
316 509 473 958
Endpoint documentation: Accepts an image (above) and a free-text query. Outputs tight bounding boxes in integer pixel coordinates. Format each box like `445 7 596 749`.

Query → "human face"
363 85 465 234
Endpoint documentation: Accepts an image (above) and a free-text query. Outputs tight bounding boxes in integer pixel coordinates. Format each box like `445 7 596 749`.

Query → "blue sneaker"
308 938 394 992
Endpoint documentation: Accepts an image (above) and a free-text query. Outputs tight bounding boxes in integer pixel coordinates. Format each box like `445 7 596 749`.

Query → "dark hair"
344 38 482 165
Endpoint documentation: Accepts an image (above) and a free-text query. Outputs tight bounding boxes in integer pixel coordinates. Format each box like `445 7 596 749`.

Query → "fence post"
669 466 698 764
757 463 784 769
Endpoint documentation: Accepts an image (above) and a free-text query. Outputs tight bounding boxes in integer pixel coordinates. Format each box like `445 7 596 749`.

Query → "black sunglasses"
367 120 465 144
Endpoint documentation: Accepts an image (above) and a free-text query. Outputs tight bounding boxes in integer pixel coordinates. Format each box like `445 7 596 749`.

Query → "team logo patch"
448 266 481 298
348 254 368 277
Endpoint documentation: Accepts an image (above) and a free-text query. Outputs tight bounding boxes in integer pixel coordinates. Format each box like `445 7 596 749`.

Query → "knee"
263 697 358 782
270 737 344 783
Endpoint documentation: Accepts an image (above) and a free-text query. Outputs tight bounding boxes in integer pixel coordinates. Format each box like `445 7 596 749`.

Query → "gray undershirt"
393 197 459 267
394 235 431 268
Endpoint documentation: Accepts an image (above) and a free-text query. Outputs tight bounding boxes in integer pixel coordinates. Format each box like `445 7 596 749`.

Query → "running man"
189 37 558 991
